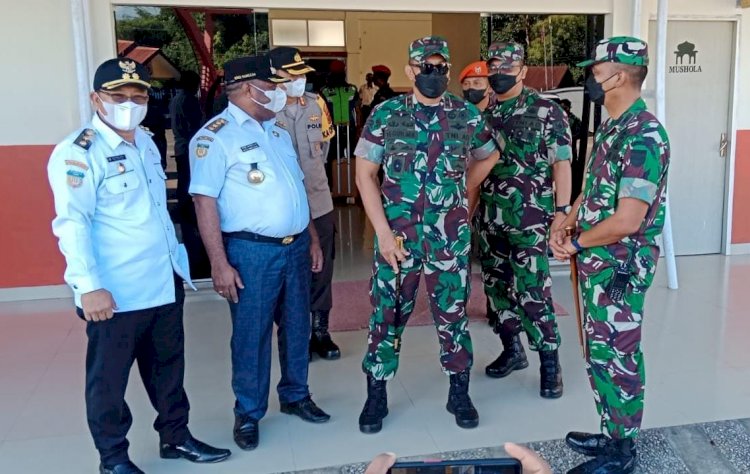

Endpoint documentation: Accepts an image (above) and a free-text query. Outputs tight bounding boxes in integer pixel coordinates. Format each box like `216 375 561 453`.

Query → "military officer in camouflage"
551 37 670 474
269 47 341 361
478 42 572 399
354 36 500 433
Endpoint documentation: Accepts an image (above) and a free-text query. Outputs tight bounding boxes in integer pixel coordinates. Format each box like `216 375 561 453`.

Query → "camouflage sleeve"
468 106 498 161
354 103 387 164
544 103 573 163
618 122 667 204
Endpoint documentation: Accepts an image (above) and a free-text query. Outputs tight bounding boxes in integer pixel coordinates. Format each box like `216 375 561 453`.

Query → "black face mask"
585 73 618 106
463 88 487 105
415 72 449 99
489 73 518 94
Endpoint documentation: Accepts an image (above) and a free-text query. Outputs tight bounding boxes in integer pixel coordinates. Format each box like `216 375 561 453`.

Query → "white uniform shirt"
48 114 194 313
189 102 310 237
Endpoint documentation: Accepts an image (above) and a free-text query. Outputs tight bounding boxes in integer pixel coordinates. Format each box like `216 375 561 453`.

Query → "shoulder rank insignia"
73 129 95 150
139 125 154 137
205 118 228 133
275 120 287 130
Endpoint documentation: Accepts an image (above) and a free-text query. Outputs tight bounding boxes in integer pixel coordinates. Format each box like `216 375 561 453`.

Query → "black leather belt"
223 231 301 245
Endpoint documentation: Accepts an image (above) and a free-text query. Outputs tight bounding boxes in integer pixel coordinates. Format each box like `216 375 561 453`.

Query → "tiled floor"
1 205 750 473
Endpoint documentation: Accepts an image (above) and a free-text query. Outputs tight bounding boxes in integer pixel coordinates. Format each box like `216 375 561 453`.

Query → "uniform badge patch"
66 169 85 188
241 143 260 152
73 129 95 150
205 118 228 133
65 160 89 171
196 135 214 142
309 115 320 122
196 143 210 159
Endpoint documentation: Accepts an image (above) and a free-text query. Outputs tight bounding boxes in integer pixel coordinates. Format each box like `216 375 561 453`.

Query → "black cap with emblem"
93 58 151 90
224 55 289 85
269 47 315 75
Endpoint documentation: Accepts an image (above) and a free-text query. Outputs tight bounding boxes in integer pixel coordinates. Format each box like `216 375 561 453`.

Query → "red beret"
372 64 391 75
329 60 346 73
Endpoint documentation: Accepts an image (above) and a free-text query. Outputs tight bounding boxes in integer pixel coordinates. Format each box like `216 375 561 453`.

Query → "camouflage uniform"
575 38 670 440
355 38 497 380
479 43 572 352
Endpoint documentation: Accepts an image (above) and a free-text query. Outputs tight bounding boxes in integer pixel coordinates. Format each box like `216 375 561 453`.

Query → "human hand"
212 261 245 303
81 289 118 322
377 231 409 273
504 442 552 474
364 452 396 474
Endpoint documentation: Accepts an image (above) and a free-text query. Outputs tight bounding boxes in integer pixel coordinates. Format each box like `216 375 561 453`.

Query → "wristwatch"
555 205 572 214
571 237 584 252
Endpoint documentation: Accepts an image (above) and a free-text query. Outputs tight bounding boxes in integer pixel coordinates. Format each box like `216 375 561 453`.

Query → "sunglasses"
412 62 450 76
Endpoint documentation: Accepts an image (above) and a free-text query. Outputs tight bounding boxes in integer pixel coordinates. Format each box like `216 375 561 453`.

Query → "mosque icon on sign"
674 41 698 65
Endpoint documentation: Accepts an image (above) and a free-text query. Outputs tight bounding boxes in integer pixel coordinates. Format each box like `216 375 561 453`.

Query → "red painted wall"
0 145 65 288
732 130 750 244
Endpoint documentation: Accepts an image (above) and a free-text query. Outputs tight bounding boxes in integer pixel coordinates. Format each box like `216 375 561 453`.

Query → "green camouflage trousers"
362 251 473 380
478 227 561 351
579 258 656 440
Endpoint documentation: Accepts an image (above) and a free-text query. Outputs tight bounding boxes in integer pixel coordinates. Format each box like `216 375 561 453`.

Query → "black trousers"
77 281 190 466
311 211 336 314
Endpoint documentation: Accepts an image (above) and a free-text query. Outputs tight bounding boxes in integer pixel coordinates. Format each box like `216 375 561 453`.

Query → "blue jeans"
226 230 312 421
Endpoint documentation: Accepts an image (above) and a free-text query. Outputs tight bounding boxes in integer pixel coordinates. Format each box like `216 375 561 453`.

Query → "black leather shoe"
233 416 259 451
567 438 636 474
485 334 528 378
310 333 341 360
160 436 231 463
566 432 618 457
99 461 144 474
280 395 331 423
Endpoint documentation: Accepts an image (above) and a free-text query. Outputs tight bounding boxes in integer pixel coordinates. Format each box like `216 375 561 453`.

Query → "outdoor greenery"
481 14 589 84
115 7 269 74
117 9 587 84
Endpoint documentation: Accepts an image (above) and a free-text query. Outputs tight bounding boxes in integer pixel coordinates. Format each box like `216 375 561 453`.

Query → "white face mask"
284 77 307 98
250 83 287 113
98 97 148 131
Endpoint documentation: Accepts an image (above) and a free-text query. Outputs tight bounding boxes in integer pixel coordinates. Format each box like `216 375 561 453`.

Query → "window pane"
271 19 308 46
308 20 345 47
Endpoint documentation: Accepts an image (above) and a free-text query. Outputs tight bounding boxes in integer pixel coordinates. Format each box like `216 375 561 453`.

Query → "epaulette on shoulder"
139 125 155 137
204 117 228 133
72 128 96 151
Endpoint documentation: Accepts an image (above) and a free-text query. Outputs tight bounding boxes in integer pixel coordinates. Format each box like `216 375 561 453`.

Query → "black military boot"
567 438 636 474
446 370 479 429
539 349 563 399
359 375 388 434
566 432 637 457
485 333 529 378
309 311 341 360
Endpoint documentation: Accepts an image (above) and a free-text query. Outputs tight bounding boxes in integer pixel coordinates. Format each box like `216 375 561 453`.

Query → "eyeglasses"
411 62 450 76
98 90 150 105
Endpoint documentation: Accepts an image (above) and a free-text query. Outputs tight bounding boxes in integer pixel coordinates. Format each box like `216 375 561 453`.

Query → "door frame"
649 15 740 255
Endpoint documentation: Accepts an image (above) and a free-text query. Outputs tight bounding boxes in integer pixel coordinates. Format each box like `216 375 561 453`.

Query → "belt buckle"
281 236 294 245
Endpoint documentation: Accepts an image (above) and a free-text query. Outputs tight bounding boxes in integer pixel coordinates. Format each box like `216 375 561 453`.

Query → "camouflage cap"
577 36 649 67
487 42 525 66
409 36 450 63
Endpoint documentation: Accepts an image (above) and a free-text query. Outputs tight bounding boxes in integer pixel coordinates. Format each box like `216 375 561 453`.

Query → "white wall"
2 0 79 145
